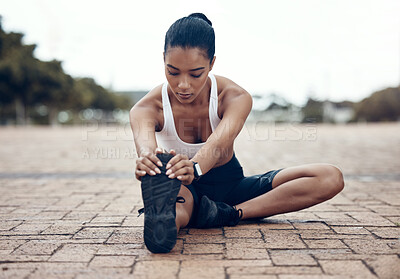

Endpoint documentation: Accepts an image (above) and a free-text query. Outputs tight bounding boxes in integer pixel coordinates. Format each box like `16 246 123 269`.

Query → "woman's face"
164 47 215 104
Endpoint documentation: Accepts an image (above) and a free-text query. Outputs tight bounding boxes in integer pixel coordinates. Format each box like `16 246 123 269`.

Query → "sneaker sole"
140 154 181 253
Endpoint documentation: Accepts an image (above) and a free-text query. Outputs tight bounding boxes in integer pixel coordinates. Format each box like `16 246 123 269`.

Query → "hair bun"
188 13 212 26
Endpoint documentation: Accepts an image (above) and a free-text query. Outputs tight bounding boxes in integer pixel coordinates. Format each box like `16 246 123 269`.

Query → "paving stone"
347 212 396 226
343 238 396 254
334 205 370 212
0 239 26 250
0 267 35 279
181 259 272 268
12 240 61 255
226 247 271 260
188 228 223 235
74 268 132 279
11 223 52 234
49 244 100 262
105 229 143 244
269 250 318 266
364 255 400 279
183 243 224 255
319 260 376 278
291 221 331 230
0 221 23 230
89 255 135 267
88 216 125 225
225 238 267 248
73 227 114 240
279 275 346 279
365 227 400 239
226 266 323 275
262 231 306 249
181 233 226 244
179 266 225 279
41 223 82 235
95 244 143 255
133 260 180 278
330 226 371 235
300 231 374 240
120 216 144 227
0 254 50 262
303 239 348 249
231 275 278 279
224 228 262 238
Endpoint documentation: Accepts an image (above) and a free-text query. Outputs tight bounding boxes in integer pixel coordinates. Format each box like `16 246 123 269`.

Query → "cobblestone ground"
0 123 399 279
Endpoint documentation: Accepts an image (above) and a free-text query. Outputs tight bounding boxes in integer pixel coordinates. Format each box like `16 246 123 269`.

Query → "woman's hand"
165 150 195 185
135 148 164 181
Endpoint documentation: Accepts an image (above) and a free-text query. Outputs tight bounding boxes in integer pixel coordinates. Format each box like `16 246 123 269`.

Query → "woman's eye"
168 70 179 76
191 73 202 78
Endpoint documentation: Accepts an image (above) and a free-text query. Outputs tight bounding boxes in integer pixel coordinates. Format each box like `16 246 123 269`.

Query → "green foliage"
353 86 400 122
0 17 133 124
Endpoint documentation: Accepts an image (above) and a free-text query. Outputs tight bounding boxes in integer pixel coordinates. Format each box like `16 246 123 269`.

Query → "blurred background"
0 0 399 125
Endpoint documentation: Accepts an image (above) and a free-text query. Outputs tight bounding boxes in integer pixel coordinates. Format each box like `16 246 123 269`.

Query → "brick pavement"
0 123 399 279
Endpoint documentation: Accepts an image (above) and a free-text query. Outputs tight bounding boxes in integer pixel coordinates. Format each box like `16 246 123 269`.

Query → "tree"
32 60 77 125
353 86 400 122
0 21 39 124
301 98 324 123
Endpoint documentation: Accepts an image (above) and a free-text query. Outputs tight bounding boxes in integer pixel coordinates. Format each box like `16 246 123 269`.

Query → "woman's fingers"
169 165 193 178
135 153 162 178
176 174 193 185
166 153 188 170
148 152 163 168
136 160 157 176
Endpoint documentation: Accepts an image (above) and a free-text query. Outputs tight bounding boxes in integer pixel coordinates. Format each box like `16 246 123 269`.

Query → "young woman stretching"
130 13 344 253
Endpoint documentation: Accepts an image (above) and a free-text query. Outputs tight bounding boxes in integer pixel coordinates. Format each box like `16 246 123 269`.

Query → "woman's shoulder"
214 74 250 97
130 84 164 124
213 74 252 117
132 84 163 110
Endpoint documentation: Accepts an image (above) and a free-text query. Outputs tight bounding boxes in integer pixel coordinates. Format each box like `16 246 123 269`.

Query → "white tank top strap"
208 73 220 131
160 82 173 135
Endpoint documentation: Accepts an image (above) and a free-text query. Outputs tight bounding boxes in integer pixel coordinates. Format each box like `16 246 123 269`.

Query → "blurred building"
248 94 303 123
322 101 355 123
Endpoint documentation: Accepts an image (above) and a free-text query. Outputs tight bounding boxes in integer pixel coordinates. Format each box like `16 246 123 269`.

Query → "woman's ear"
163 52 165 62
209 56 216 71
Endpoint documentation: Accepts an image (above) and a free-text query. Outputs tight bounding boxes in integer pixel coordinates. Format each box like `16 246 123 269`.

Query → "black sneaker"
140 153 181 253
194 195 243 228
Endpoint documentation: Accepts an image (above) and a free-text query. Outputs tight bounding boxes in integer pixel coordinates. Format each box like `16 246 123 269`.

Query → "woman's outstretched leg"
236 164 344 219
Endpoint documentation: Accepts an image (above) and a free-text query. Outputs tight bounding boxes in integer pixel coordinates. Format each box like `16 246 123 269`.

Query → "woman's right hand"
135 148 164 181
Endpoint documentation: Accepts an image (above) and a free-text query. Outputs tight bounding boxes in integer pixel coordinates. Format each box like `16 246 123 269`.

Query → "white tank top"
155 74 221 159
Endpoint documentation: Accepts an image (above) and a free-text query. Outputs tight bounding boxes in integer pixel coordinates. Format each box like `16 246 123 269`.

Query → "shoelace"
233 206 243 220
137 196 186 217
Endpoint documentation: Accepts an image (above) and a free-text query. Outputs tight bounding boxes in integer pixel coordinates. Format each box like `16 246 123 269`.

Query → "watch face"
194 163 202 177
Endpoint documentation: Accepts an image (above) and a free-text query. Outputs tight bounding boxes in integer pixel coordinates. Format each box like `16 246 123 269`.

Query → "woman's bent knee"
323 165 344 200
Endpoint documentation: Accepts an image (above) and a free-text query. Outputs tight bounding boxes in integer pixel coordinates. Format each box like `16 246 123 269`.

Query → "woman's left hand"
165 150 195 185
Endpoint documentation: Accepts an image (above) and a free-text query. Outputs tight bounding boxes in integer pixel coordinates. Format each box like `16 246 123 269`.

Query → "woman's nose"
178 77 190 91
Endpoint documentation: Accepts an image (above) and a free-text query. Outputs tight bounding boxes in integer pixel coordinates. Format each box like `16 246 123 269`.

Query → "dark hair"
164 13 215 63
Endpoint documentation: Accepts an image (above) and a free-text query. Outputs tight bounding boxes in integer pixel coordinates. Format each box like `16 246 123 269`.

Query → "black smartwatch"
192 162 202 180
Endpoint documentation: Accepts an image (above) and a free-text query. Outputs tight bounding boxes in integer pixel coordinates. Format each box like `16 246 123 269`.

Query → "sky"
0 0 399 105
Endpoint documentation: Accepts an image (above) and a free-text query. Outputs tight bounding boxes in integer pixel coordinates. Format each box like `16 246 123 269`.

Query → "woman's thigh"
272 163 343 189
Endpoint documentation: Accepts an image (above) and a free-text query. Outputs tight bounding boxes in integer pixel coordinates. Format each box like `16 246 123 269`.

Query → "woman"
130 13 344 253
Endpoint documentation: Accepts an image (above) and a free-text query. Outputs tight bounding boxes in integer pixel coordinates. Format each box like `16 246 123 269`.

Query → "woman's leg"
175 185 194 231
236 164 344 219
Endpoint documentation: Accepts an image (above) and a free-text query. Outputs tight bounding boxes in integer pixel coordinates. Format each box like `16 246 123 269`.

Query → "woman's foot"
140 153 181 253
194 195 242 228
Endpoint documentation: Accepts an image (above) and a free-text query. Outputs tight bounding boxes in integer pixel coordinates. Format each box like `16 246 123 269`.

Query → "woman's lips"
177 93 192 99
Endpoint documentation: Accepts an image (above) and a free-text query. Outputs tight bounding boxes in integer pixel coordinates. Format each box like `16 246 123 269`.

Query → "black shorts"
184 154 282 224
